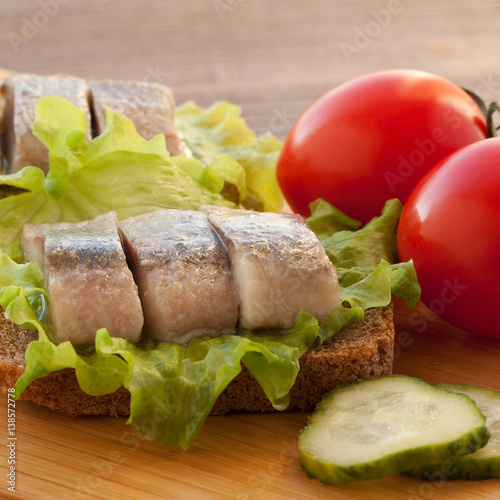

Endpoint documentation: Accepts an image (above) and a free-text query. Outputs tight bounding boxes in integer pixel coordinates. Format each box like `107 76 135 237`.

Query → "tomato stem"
486 102 500 138
461 87 500 137
462 87 488 118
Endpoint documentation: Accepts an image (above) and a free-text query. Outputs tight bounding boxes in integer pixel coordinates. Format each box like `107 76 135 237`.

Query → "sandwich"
0 72 419 449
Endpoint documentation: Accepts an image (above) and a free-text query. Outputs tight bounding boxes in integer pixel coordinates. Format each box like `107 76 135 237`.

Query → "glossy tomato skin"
397 138 500 338
277 70 487 223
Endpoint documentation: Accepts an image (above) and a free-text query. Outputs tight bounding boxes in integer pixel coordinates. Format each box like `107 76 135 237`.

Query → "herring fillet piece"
88 79 190 156
207 209 341 330
118 209 239 344
1 73 92 173
21 212 144 346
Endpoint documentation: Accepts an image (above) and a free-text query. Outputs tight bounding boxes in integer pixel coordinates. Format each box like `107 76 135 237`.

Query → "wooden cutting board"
1 299 499 500
1 65 499 499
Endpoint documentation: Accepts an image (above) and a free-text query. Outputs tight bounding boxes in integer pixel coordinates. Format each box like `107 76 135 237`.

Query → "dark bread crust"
0 304 394 417
212 304 394 414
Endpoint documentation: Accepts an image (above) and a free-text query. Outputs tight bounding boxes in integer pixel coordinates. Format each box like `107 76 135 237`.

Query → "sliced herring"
207 208 341 330
21 212 144 346
88 79 190 156
118 209 239 344
2 73 91 173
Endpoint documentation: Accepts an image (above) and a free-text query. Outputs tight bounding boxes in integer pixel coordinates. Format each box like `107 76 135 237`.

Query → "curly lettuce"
176 101 284 212
0 96 420 449
0 97 285 263
1 200 419 449
308 199 420 342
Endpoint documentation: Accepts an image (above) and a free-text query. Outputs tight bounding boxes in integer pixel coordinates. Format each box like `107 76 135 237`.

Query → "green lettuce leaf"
0 96 420 450
0 97 236 262
176 101 284 212
6 198 420 449
306 198 361 240
320 198 401 287
110 312 318 449
1 97 286 262
0 253 47 332
311 199 421 342
4 246 318 449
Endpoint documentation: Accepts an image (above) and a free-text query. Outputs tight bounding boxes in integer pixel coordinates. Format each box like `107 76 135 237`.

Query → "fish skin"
88 79 191 157
118 209 239 344
1 73 91 173
22 218 116 273
22 212 144 346
207 208 341 330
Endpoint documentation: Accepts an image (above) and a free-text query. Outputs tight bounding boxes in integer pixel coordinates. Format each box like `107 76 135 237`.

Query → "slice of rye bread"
0 304 394 417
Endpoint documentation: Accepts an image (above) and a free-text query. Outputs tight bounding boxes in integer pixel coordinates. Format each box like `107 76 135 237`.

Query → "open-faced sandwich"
0 72 419 449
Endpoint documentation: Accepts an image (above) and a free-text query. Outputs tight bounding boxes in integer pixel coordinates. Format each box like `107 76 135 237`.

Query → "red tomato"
277 70 487 223
397 138 500 338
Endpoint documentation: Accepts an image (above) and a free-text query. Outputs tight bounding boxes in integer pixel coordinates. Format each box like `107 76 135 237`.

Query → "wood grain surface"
1 1 500 498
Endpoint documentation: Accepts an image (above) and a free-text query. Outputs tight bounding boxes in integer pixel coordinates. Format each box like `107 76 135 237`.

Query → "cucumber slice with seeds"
408 384 500 480
298 375 490 484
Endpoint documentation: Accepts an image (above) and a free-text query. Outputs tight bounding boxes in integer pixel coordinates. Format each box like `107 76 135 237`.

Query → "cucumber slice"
298 375 489 484
408 384 500 480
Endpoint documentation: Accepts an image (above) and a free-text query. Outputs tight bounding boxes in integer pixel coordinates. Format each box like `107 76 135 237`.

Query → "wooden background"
2 0 500 140
1 1 500 499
